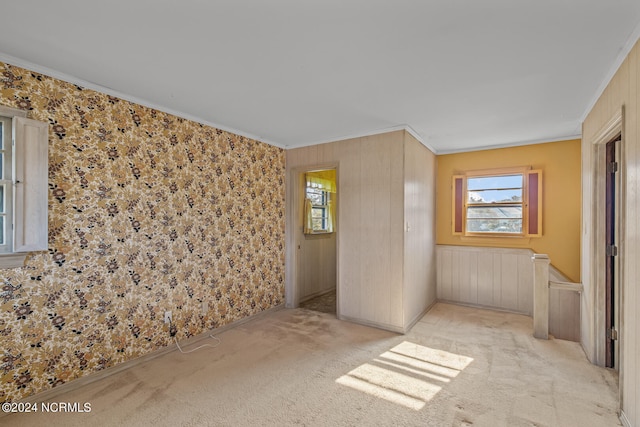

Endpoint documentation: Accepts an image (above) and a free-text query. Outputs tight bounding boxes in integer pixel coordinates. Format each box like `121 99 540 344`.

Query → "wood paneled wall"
286 130 437 332
403 132 437 326
437 245 534 314
298 234 336 302
582 37 640 426
548 267 581 343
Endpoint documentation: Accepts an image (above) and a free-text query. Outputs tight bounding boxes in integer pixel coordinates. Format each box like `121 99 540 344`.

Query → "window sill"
304 231 335 239
460 235 531 246
0 253 27 269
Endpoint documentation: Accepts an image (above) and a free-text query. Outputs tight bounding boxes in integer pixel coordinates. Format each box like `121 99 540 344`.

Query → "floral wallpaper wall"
0 62 285 402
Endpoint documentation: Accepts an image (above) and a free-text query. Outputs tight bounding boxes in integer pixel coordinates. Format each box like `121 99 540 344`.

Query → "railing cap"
531 253 550 261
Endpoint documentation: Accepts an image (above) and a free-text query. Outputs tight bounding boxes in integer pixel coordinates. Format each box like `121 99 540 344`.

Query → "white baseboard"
404 300 438 333
337 314 405 334
436 299 531 317
620 410 632 427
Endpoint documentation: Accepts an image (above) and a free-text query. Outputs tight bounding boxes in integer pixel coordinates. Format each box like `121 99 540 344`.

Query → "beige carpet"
4 303 620 427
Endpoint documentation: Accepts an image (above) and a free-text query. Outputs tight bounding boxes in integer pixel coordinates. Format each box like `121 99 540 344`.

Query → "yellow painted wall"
436 139 581 282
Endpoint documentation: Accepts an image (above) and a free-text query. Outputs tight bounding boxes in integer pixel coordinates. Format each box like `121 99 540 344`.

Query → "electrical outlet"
201 301 207 315
164 311 172 324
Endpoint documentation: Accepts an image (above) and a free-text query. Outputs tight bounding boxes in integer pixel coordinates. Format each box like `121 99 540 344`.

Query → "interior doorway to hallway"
294 167 338 316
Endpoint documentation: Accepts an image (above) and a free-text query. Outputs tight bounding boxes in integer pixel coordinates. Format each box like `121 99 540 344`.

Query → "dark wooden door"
605 137 619 368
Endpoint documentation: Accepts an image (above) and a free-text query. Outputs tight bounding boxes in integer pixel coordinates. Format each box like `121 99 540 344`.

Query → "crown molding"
437 134 582 155
0 50 591 155
580 20 640 122
287 124 437 154
0 52 286 149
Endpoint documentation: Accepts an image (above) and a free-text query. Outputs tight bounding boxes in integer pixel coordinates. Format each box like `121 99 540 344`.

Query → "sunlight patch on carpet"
336 341 473 410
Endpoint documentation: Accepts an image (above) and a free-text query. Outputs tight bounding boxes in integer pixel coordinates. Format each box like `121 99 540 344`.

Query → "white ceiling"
1 1 639 153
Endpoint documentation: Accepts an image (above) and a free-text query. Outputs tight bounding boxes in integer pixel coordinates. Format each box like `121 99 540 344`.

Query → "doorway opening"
605 135 621 369
589 107 625 370
295 168 338 315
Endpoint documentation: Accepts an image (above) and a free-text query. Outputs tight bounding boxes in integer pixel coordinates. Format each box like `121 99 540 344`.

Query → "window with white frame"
0 107 49 267
303 169 336 234
452 168 542 237
466 174 524 234
306 186 331 232
0 116 13 252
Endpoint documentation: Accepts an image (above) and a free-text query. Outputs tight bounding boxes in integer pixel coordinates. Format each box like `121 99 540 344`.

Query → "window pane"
311 206 329 231
0 122 3 150
0 216 4 245
306 188 324 205
0 185 3 213
467 218 522 233
467 206 522 219
467 174 522 191
0 153 3 178
468 188 521 203
311 207 326 218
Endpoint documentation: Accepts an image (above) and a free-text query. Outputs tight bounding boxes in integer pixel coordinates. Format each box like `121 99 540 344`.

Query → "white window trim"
0 115 13 254
306 187 332 234
452 166 542 239
465 168 526 237
0 106 48 268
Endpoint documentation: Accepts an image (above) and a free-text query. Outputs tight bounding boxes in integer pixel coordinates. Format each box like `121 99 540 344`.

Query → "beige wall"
286 130 437 332
582 38 640 426
403 132 437 326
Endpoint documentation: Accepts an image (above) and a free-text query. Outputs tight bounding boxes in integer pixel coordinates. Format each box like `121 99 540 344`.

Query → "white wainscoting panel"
437 245 534 315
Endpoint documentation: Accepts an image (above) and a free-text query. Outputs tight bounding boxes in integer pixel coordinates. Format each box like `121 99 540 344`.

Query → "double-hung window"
0 106 49 268
306 186 331 232
303 169 336 234
452 168 542 237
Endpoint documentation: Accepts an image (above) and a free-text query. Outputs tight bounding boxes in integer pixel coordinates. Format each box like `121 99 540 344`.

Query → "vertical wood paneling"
580 135 595 360
518 254 533 315
388 134 405 327
402 133 437 327
501 254 519 310
548 288 580 340
359 137 378 323
477 252 494 306
439 249 452 300
437 246 532 314
627 40 639 425
336 139 361 319
470 252 479 303
452 251 461 301
286 130 423 332
459 251 471 303
318 142 335 164
493 254 502 306
583 38 640 425
298 234 336 301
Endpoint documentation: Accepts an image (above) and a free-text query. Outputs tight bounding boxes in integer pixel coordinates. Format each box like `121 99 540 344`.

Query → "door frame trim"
285 163 339 310
588 106 625 406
